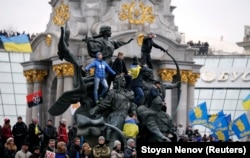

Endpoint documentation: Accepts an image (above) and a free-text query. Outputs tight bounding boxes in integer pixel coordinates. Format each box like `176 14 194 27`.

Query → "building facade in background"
193 55 250 141
0 50 30 123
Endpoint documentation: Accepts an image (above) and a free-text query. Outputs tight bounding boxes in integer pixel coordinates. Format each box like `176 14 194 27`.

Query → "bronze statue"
85 25 134 64
84 25 134 88
89 75 137 144
49 24 181 145
141 67 180 106
49 25 88 116
137 96 177 142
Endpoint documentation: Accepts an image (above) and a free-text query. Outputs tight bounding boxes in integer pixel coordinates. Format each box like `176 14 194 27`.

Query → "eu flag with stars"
188 102 208 126
231 113 250 139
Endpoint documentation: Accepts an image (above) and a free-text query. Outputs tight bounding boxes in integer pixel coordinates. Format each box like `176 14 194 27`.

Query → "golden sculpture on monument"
119 1 155 25
53 1 70 26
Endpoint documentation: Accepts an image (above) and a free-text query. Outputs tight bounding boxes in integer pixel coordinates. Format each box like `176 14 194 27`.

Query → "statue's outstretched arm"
162 81 181 89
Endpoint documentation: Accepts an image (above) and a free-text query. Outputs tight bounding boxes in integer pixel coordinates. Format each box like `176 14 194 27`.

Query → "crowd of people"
187 40 209 56
0 116 138 158
176 123 232 142
0 115 238 158
0 30 38 49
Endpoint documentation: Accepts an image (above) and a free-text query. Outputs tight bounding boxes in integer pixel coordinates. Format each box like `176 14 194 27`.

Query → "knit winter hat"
4 117 10 123
60 119 66 124
6 137 14 143
127 138 135 145
147 31 156 38
96 52 102 58
113 140 121 148
98 136 105 141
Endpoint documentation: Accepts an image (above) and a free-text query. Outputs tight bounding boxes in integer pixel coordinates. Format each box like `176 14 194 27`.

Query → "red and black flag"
26 90 43 108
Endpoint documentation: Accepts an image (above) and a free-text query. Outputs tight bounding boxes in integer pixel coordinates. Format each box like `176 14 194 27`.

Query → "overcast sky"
0 0 249 44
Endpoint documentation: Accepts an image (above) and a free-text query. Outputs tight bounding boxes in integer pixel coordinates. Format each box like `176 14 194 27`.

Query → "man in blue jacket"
85 52 116 103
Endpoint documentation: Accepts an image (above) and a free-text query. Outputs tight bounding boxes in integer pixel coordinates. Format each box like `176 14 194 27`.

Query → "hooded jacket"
85 59 116 79
128 65 143 88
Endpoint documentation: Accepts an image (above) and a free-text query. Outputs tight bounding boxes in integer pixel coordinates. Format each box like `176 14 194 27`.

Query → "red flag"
26 90 43 108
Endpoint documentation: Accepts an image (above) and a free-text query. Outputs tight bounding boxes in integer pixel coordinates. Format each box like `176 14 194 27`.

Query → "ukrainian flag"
188 102 208 126
242 94 250 111
0 34 32 53
231 113 250 139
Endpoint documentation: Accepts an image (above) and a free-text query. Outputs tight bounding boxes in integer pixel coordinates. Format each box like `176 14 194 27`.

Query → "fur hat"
113 140 121 148
132 56 138 65
6 137 14 143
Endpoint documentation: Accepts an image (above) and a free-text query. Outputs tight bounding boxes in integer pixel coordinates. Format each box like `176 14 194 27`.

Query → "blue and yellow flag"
211 113 230 141
205 110 225 130
0 34 32 53
215 115 229 131
242 94 250 111
188 102 208 125
231 113 250 139
212 129 230 142
225 114 235 136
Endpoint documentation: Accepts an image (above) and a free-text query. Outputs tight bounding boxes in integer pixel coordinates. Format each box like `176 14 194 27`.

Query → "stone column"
62 63 74 126
187 73 200 126
53 64 65 128
32 70 48 122
23 70 34 124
